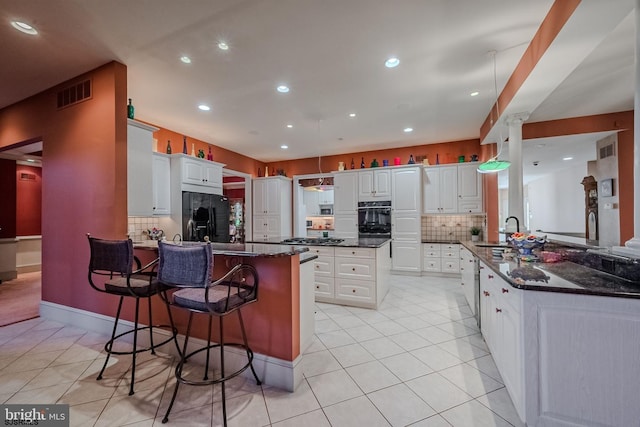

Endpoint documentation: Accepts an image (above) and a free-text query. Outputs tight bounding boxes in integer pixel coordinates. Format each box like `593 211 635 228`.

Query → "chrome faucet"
505 216 520 233
173 233 182 243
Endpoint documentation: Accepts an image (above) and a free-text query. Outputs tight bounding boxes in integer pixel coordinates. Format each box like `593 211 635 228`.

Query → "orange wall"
16 164 42 236
0 61 128 316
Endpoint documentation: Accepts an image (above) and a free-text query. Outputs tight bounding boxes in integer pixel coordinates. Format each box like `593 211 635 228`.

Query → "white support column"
613 0 640 257
505 112 529 233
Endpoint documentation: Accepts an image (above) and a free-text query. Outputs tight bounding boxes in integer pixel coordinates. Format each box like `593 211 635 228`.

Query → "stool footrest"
176 342 255 386
104 324 178 356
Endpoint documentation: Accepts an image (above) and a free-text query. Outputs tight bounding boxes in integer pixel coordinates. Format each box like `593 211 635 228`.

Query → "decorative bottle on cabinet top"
207 146 213 160
191 142 195 156
182 136 187 154
408 154 415 164
350 157 355 169
166 140 172 154
127 98 134 119
360 157 365 168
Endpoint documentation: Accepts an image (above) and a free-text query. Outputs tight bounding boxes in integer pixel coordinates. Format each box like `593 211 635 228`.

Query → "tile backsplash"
127 216 160 242
422 214 486 242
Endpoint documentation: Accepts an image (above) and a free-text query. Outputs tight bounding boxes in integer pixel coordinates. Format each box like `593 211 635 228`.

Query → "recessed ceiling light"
217 42 229 51
385 57 400 68
198 104 211 111
26 159 35 163
404 127 413 133
11 21 38 35
349 113 357 118
563 156 573 161
286 124 293 128
276 85 290 93
280 145 288 149
180 56 192 64
470 91 479 97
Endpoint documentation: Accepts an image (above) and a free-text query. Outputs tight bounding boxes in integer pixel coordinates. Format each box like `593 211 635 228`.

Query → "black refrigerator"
182 191 230 243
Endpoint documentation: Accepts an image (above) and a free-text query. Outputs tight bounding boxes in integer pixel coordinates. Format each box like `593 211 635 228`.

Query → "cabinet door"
334 172 358 214
423 167 441 214
314 275 335 298
457 164 483 213
500 298 523 414
318 189 334 205
333 214 358 238
303 190 319 216
264 178 282 215
182 157 205 186
392 167 420 214
152 154 171 215
253 180 266 215
439 166 458 213
392 214 420 242
127 122 154 216
203 162 222 189
391 241 421 272
374 169 391 198
358 170 374 199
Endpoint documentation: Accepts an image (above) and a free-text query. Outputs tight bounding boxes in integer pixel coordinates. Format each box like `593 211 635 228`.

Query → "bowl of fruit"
508 232 546 256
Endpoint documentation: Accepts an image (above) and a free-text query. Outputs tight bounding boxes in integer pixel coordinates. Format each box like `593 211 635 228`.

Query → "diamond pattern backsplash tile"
421 214 486 242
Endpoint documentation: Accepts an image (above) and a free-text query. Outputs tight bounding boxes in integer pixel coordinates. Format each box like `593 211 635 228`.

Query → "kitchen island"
462 241 640 427
134 241 314 391
249 237 392 309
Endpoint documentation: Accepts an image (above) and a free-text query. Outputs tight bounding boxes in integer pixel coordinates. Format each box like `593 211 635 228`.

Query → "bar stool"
156 241 261 426
86 234 180 396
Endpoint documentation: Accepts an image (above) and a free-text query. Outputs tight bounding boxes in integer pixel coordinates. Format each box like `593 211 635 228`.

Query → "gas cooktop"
281 237 345 246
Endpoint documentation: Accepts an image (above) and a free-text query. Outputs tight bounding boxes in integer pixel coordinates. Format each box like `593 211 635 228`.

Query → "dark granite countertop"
248 237 391 248
461 241 640 299
133 240 309 257
299 253 318 264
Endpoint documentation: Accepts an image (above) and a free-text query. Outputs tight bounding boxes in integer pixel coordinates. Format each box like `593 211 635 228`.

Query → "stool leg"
204 315 212 381
219 316 227 427
148 297 156 355
163 312 193 424
164 298 181 357
98 296 124 381
237 310 261 385
129 297 140 396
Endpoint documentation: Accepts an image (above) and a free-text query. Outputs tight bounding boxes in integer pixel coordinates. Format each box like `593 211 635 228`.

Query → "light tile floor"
0 274 524 427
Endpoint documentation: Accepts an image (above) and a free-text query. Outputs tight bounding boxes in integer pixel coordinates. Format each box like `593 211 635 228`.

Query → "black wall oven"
358 201 391 238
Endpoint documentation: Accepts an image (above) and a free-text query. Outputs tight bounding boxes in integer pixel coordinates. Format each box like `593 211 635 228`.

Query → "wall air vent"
599 143 615 160
56 79 92 109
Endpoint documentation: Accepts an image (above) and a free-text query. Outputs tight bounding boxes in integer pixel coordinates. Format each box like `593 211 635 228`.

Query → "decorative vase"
338 161 345 171
471 235 480 242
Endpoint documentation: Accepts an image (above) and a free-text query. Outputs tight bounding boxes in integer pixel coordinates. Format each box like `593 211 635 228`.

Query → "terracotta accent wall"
152 127 264 176
16 164 42 236
0 61 128 316
617 129 634 244
0 159 17 238
266 139 482 177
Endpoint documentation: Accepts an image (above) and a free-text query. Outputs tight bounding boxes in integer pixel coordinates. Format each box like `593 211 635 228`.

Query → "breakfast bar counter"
133 240 311 391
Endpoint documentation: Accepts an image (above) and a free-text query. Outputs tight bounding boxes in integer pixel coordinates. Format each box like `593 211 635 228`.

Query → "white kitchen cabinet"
127 119 158 216
152 153 171 215
333 214 358 238
422 243 460 274
391 241 422 272
333 171 359 215
318 189 334 205
170 154 225 195
358 169 391 201
391 167 421 214
459 246 477 316
423 165 457 214
303 190 319 216
252 176 292 240
457 163 483 213
391 167 421 272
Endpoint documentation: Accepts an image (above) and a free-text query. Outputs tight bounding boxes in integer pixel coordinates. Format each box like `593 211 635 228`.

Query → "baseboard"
17 264 41 274
40 301 303 392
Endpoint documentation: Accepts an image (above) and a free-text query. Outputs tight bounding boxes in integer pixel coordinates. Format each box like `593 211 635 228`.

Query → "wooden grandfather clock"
581 176 598 243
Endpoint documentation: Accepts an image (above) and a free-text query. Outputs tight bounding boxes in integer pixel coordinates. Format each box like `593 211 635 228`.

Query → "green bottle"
127 98 134 119
166 140 172 154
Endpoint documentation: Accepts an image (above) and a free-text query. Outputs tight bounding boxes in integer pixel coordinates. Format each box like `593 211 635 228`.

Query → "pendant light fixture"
478 51 511 174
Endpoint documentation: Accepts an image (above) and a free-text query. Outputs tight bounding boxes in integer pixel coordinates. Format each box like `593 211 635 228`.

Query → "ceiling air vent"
56 79 92 109
599 143 615 160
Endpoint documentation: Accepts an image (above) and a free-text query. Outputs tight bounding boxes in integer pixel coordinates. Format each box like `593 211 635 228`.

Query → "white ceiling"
0 0 635 174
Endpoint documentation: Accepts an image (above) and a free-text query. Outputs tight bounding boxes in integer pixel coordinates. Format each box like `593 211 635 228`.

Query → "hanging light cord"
491 50 505 161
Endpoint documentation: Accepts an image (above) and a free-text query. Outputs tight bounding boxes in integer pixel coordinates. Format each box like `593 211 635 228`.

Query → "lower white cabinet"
333 214 358 238
392 241 422 272
422 243 460 274
309 242 391 309
459 246 477 316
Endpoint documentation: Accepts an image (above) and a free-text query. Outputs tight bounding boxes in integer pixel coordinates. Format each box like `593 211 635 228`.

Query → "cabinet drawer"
423 258 442 272
313 256 334 276
308 246 335 257
441 243 459 252
423 243 441 251
458 200 482 213
423 249 441 258
314 276 335 298
335 278 374 301
442 250 459 258
335 257 375 280
335 247 375 259
442 259 460 273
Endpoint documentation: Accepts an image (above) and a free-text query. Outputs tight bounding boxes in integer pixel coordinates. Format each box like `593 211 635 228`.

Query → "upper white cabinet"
334 171 358 215
127 119 158 216
423 166 457 214
318 189 334 205
358 169 391 201
252 176 292 240
170 154 225 195
391 167 421 215
303 190 320 216
152 153 171 215
423 164 482 214
457 163 483 213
